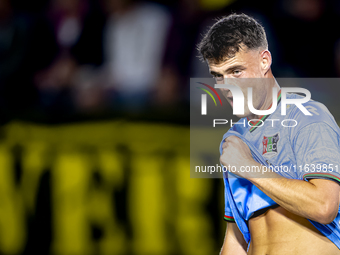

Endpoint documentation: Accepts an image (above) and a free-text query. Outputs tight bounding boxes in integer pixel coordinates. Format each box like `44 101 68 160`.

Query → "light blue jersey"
220 92 340 248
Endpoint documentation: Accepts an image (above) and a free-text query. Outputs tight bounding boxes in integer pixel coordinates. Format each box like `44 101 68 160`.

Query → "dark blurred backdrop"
1 0 340 254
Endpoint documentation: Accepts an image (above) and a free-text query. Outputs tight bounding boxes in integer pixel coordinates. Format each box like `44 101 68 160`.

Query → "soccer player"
198 14 340 254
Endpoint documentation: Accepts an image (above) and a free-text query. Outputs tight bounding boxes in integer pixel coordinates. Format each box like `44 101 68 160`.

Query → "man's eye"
233 70 242 75
214 75 224 81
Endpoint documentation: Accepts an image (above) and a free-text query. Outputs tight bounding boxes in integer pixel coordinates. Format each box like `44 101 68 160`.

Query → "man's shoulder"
286 95 340 140
288 94 331 120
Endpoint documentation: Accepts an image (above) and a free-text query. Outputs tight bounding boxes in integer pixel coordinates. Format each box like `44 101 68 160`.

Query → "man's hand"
220 136 257 178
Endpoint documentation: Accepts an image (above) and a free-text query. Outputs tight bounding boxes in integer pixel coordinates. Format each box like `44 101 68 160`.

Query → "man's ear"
260 50 272 75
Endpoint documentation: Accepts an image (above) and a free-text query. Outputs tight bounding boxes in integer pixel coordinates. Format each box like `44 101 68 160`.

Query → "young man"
198 14 340 254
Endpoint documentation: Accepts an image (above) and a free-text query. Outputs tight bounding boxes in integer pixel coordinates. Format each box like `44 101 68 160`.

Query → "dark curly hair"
197 13 268 63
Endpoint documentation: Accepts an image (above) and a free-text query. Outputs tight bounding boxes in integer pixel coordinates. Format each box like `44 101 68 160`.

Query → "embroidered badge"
262 133 280 157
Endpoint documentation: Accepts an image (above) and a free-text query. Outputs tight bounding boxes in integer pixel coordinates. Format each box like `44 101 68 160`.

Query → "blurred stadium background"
1 0 340 254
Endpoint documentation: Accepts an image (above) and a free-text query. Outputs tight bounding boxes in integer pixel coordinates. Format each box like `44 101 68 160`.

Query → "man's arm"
248 167 340 225
220 222 247 255
221 136 340 225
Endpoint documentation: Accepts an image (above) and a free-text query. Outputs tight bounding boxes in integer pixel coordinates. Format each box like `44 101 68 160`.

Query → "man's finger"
222 141 228 149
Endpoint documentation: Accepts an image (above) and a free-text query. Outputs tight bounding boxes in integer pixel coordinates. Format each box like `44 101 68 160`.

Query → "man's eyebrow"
210 70 221 76
210 65 246 76
225 65 246 73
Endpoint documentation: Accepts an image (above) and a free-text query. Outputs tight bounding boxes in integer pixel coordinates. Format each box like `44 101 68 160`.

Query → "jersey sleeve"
292 122 340 184
223 178 235 222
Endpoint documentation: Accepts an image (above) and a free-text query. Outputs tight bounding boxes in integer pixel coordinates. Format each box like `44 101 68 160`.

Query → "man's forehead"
208 55 243 72
208 49 259 71
208 56 237 68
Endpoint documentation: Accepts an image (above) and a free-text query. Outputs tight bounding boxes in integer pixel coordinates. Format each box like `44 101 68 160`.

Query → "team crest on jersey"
262 133 280 157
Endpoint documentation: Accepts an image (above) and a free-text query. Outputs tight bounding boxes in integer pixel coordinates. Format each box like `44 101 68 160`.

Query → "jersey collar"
247 89 282 133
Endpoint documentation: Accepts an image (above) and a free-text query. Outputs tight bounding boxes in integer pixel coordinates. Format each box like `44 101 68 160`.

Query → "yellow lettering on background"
129 152 167 254
0 145 25 254
52 148 93 255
